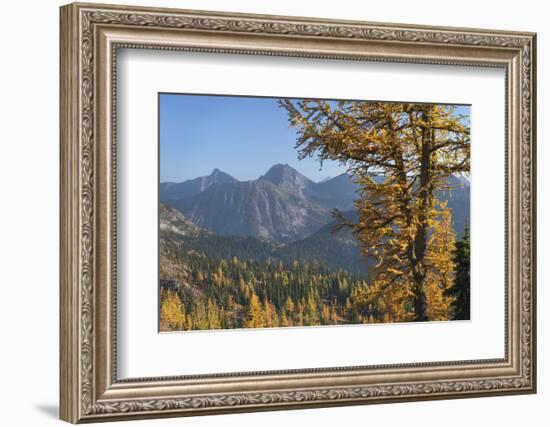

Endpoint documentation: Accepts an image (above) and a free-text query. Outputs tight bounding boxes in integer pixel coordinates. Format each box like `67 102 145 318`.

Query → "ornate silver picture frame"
60 2 536 423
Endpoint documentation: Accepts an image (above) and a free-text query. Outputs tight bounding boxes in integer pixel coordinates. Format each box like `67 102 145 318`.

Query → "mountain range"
161 164 470 244
162 164 360 243
160 168 237 201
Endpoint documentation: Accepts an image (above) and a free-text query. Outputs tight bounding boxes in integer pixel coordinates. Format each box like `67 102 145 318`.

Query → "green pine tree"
444 226 470 320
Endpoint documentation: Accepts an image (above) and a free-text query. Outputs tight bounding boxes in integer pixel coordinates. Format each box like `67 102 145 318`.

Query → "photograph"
158 94 471 332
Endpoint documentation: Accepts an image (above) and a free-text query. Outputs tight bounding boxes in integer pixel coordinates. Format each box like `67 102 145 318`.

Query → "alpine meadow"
159 94 471 332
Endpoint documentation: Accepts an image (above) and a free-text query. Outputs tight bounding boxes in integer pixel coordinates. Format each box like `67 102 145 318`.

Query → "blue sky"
159 93 470 183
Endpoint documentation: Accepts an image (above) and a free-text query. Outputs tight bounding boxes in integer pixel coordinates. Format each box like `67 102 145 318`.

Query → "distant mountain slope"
162 164 470 245
160 202 203 238
283 209 369 274
159 203 369 275
307 173 359 211
169 170 331 243
436 175 470 236
160 168 237 201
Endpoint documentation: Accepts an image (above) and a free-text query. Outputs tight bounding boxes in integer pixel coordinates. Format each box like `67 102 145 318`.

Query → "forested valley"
159 203 470 331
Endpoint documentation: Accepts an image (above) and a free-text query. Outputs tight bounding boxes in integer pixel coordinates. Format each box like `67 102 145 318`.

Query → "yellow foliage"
321 304 331 325
160 291 186 331
425 208 456 321
281 100 469 322
207 298 221 329
245 293 265 328
280 311 290 327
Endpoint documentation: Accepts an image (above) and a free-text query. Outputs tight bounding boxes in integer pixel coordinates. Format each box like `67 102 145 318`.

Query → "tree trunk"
411 113 432 322
413 284 428 322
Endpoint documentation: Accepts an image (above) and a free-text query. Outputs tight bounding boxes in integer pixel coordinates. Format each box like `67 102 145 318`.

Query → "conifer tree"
321 304 331 325
305 295 319 326
263 299 274 327
280 310 291 327
160 291 186 331
192 301 209 330
281 100 470 321
330 305 339 324
285 296 295 320
425 207 456 321
444 226 471 320
219 306 230 329
271 303 280 327
296 301 305 326
245 293 265 328
207 298 221 329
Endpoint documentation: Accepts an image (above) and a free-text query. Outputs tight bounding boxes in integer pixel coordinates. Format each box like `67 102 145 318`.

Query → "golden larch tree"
207 298 221 329
160 291 186 331
281 100 469 321
245 293 265 328
424 206 457 320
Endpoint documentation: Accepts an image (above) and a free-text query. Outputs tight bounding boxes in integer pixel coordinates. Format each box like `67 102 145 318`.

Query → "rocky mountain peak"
205 168 235 184
260 163 313 191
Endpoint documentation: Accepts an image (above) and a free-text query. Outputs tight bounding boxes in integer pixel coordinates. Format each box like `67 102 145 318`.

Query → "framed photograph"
60 2 536 423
